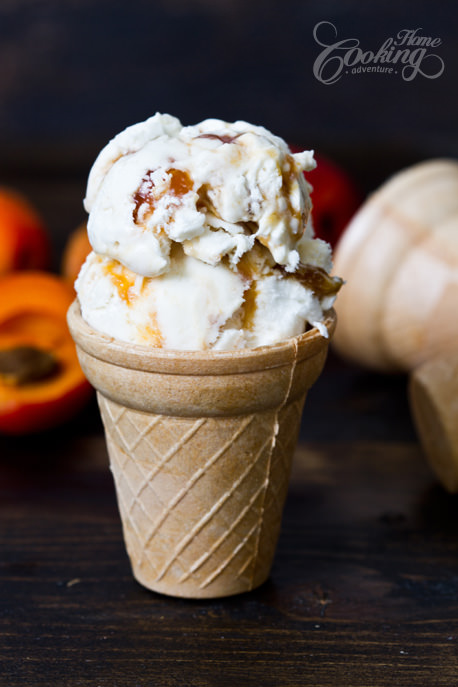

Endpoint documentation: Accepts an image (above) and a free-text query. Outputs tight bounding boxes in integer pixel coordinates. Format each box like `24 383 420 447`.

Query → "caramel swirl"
295 263 343 298
279 263 343 299
133 168 193 223
196 133 241 144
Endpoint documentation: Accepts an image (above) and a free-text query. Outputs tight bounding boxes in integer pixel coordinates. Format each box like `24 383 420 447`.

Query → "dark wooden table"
1 353 458 687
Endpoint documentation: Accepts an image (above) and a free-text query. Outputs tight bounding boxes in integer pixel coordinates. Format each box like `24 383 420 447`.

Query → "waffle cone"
68 301 336 598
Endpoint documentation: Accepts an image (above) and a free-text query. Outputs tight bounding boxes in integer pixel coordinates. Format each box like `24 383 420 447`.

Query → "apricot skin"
62 222 92 285
0 188 51 274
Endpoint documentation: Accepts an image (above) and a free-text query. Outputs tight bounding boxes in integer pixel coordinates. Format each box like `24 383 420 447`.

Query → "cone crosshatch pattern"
98 394 306 597
67 300 336 598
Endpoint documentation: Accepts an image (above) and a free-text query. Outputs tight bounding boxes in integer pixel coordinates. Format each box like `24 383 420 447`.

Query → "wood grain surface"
1 430 457 686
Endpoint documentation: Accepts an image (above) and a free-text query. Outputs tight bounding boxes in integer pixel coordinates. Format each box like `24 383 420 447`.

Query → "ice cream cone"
68 300 336 598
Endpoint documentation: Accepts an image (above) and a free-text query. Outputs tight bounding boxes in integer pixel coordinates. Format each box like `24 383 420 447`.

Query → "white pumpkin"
333 159 458 372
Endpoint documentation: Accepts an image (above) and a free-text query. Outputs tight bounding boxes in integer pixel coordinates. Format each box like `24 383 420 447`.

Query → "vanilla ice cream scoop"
76 113 342 350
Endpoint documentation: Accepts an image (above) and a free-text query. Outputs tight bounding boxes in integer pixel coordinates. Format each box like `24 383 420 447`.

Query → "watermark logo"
313 21 445 84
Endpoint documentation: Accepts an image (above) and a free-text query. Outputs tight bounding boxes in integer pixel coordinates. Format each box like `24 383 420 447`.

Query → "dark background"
1 0 456 244
1 0 456 161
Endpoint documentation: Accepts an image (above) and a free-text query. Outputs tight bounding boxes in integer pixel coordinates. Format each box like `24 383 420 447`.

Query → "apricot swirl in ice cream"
76 113 341 350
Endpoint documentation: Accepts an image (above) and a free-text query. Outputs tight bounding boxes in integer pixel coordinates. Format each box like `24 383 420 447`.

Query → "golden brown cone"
67 300 335 598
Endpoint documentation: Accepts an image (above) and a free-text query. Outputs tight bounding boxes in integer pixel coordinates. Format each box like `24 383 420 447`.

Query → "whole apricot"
0 188 51 273
289 147 362 247
62 222 92 285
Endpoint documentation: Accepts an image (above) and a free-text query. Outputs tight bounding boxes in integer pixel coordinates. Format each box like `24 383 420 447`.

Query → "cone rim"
68 300 335 376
